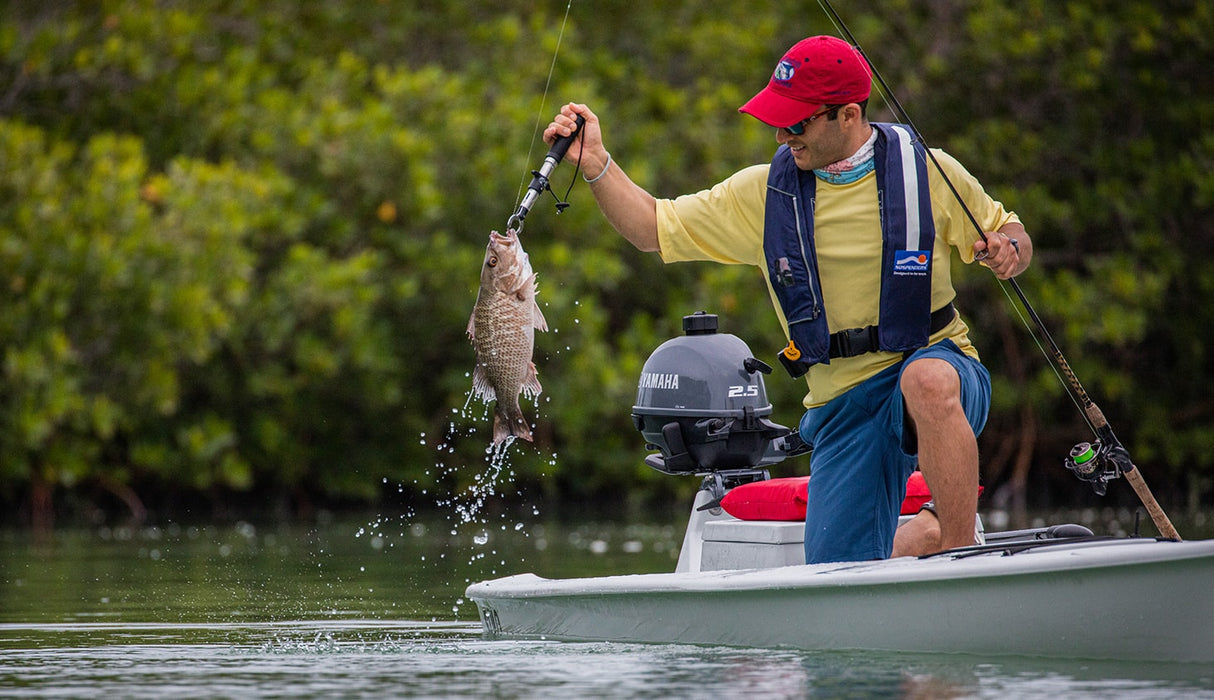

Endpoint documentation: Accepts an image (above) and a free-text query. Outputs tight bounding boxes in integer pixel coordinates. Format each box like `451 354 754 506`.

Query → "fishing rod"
507 115 585 232
504 0 582 234
817 0 1180 540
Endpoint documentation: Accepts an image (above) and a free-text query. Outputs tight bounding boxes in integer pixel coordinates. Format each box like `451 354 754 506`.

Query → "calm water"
3 508 1213 699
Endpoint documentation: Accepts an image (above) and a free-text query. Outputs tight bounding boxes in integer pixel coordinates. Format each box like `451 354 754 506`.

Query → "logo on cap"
773 60 796 83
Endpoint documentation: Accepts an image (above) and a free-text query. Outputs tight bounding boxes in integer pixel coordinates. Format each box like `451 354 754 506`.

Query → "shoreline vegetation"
1 2 1209 528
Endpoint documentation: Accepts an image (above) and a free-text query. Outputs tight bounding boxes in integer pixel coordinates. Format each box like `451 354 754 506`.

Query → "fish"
467 229 547 445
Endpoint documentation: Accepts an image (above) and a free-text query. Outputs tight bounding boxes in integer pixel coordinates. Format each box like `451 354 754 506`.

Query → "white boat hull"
467 537 1214 662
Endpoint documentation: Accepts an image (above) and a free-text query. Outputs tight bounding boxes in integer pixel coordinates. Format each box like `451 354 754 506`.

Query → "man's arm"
545 103 660 253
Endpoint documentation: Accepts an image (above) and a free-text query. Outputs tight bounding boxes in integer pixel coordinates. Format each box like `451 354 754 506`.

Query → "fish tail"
493 401 533 445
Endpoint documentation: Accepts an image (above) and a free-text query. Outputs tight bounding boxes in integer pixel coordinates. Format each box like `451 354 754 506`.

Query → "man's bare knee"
900 359 962 417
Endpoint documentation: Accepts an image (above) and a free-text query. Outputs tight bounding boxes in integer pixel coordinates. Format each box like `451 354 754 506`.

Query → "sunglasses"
782 105 843 135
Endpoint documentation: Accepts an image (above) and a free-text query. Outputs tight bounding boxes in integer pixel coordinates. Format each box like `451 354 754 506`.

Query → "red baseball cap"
739 35 872 128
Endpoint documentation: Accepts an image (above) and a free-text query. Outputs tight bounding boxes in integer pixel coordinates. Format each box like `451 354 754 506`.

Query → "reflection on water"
0 512 686 624
3 619 1213 699
2 510 1213 698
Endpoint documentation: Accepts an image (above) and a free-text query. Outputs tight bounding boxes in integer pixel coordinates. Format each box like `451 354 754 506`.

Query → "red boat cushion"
720 471 939 521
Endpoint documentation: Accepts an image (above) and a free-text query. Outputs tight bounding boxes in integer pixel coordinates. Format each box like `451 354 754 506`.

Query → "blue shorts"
797 339 991 564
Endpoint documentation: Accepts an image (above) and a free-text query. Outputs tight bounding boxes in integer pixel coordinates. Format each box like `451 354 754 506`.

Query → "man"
545 35 1031 563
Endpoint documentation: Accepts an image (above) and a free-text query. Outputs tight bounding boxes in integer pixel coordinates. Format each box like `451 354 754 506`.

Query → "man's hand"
544 103 610 180
973 223 1030 279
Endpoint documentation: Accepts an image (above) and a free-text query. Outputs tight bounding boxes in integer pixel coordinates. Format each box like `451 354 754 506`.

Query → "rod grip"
1084 401 1109 429
1123 468 1182 541
545 114 585 164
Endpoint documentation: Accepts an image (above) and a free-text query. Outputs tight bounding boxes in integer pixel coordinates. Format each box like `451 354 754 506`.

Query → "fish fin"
493 402 533 445
532 300 548 332
521 361 543 400
471 363 496 401
514 273 536 302
466 293 479 340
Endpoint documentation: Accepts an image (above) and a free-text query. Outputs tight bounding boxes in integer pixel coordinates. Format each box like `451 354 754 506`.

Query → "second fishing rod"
817 0 1180 539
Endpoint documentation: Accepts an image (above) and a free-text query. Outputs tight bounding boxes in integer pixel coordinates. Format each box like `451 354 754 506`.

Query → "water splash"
353 303 589 622
353 391 555 622
253 630 407 655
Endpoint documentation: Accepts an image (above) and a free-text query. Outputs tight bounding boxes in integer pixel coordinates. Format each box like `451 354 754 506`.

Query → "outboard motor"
632 312 810 574
631 312 803 480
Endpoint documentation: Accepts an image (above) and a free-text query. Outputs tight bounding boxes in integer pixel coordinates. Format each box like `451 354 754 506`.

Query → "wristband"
583 152 612 183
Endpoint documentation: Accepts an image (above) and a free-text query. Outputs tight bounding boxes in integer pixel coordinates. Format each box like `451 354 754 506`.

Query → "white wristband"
583 152 612 183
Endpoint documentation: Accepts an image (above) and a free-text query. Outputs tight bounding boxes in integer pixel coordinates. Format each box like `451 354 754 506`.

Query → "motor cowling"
631 312 793 474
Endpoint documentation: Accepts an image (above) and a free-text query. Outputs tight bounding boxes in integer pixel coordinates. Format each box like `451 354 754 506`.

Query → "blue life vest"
763 122 936 373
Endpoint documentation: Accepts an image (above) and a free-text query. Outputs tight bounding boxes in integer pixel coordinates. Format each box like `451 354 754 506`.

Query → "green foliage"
0 0 1209 520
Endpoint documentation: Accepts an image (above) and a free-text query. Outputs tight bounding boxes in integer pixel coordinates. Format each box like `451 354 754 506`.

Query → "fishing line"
514 0 575 213
993 278 1097 435
821 12 1078 415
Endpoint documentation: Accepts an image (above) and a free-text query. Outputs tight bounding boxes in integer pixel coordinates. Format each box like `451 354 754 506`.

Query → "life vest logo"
773 60 796 83
893 250 931 276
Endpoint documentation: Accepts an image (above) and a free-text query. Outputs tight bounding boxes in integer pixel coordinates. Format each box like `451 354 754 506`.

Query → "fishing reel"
1064 439 1130 496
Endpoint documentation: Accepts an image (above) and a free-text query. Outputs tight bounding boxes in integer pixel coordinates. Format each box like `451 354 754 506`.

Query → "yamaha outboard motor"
632 312 811 574
631 312 803 479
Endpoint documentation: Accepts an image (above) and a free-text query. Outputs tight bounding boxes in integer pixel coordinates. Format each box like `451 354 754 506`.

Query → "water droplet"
473 532 489 546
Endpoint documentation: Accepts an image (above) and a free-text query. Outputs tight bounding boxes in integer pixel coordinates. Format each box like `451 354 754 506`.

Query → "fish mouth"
490 230 517 246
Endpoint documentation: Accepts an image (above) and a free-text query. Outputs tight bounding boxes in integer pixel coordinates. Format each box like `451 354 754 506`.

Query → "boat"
466 313 1214 662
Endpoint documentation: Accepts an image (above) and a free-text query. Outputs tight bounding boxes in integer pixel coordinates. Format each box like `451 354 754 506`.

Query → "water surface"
3 510 1212 698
